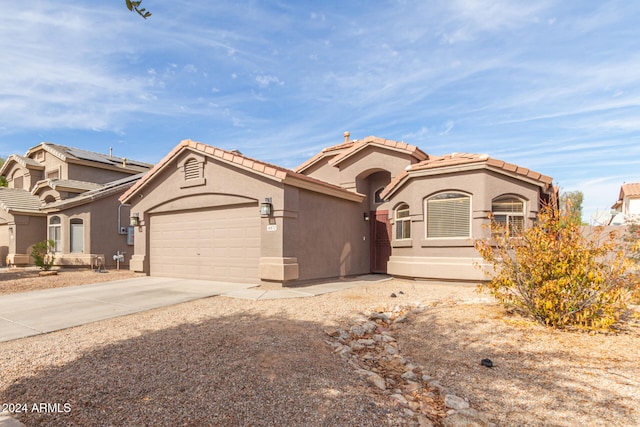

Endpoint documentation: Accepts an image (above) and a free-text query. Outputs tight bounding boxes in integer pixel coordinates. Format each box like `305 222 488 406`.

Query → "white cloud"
255 74 283 88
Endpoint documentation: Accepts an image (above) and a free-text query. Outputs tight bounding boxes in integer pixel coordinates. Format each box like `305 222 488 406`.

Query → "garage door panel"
150 205 260 283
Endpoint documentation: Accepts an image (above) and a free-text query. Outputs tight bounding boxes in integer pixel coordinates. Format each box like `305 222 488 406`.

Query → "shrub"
31 240 56 271
475 203 639 331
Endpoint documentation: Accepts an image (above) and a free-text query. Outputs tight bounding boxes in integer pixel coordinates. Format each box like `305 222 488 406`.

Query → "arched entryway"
356 170 392 273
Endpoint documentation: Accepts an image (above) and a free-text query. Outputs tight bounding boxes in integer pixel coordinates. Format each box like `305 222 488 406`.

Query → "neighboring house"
0 143 152 267
610 182 640 225
120 135 555 284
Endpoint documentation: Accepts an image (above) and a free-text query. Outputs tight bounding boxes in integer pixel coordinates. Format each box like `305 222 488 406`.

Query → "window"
492 197 525 234
47 170 59 180
426 192 470 238
11 171 23 189
70 218 84 253
48 216 62 252
395 203 411 239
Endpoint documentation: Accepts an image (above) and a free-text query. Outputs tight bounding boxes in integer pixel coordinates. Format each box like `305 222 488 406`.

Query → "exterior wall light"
363 212 370 221
260 198 273 217
130 213 140 227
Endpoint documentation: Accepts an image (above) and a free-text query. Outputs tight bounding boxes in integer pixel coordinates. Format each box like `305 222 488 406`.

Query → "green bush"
475 204 639 331
31 240 56 271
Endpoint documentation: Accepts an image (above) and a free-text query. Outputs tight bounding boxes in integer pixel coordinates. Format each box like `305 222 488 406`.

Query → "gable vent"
184 159 201 180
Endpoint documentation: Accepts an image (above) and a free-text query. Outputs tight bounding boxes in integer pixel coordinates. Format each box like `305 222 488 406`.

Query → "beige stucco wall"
386 169 544 281
281 187 370 283
67 163 134 184
126 149 286 281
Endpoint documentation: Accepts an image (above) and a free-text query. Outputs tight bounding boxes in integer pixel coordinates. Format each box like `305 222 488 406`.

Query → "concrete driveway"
0 276 256 343
0 274 391 343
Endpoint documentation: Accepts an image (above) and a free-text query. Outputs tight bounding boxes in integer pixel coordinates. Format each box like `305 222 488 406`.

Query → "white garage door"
150 205 260 283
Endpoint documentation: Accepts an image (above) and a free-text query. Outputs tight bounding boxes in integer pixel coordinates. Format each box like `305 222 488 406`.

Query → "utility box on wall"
126 226 135 246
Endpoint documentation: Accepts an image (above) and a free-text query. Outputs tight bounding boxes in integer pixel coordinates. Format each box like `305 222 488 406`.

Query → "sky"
1 1 639 222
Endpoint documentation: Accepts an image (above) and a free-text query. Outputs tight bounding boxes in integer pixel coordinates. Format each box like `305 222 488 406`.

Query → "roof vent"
344 131 350 143
122 158 127 168
109 147 113 158
450 152 457 159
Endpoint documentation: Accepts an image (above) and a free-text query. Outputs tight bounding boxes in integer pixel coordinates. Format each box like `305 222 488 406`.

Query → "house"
119 135 554 285
610 183 640 224
0 143 152 267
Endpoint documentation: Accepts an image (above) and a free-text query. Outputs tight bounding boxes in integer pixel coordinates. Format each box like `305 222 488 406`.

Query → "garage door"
150 204 260 283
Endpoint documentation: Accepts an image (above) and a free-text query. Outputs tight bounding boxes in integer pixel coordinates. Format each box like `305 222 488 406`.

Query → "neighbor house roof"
119 140 365 204
31 179 103 196
611 182 640 209
0 154 45 177
295 136 428 173
44 173 147 211
380 152 554 200
0 188 44 215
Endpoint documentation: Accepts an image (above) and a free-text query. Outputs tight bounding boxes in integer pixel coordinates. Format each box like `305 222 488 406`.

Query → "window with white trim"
48 216 62 252
492 197 525 234
426 192 470 238
395 203 411 239
70 218 84 253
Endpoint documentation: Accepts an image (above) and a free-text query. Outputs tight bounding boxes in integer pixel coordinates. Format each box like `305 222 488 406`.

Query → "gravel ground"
0 273 638 426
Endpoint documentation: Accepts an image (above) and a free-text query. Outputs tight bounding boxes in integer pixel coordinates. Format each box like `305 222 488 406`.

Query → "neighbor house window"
395 203 411 239
70 218 84 253
426 192 471 238
48 216 62 252
492 197 525 234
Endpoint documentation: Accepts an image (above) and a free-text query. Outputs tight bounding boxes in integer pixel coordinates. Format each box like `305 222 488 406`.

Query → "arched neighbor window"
70 218 84 253
395 203 411 239
48 216 62 252
492 197 525 234
426 192 471 238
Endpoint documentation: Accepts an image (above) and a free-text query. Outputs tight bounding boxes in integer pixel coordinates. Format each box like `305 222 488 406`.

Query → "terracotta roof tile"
120 139 363 203
380 152 553 200
621 183 640 197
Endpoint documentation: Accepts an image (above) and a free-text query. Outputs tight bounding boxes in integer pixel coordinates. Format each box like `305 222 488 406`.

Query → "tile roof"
31 179 103 195
119 140 365 203
611 182 640 209
45 174 146 210
30 142 152 172
295 136 428 173
0 188 43 214
621 182 640 198
380 152 553 200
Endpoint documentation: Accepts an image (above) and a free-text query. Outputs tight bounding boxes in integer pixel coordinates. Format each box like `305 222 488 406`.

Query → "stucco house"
0 143 152 267
120 135 554 285
611 182 640 224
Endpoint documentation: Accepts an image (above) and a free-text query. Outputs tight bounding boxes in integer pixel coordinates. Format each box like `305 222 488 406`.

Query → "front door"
370 210 391 273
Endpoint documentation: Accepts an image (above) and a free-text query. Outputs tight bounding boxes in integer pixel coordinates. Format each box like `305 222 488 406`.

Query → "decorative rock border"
325 304 495 427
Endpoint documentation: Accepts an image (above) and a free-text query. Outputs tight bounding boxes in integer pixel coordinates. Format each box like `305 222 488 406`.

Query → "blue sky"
1 1 639 221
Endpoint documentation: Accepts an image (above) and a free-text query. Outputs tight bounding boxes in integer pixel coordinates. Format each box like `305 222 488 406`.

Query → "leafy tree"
31 240 56 271
560 190 584 225
475 203 639 331
126 0 151 19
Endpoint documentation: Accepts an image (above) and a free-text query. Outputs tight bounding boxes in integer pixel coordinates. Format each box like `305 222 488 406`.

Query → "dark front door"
370 210 392 273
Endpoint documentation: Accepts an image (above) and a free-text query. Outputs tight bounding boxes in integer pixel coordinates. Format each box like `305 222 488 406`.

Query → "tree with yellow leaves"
475 203 639 330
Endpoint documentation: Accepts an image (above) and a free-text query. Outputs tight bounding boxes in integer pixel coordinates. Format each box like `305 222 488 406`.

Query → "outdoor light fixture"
130 213 140 227
260 198 273 217
363 212 370 221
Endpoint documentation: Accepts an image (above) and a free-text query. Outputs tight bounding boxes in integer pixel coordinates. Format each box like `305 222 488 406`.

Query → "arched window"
70 218 84 253
492 197 525 234
395 203 411 239
11 170 23 189
48 216 62 252
426 192 471 238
